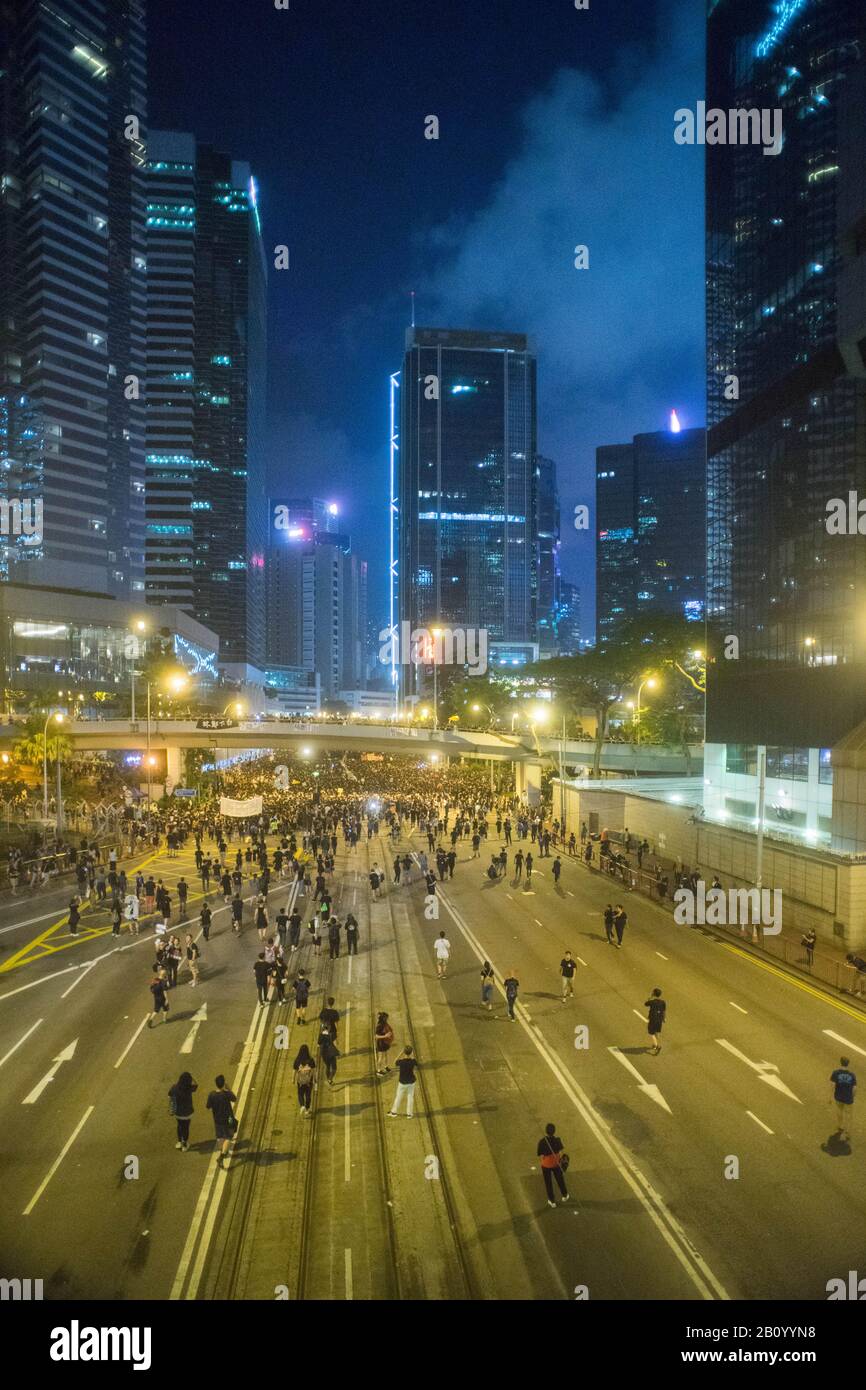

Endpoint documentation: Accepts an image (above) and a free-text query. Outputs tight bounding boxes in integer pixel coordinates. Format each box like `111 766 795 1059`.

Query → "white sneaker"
547 1200 556 1209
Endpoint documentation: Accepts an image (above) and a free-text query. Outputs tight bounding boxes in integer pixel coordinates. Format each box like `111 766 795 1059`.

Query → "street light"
635 676 658 745
42 711 64 824
430 628 443 730
129 619 148 722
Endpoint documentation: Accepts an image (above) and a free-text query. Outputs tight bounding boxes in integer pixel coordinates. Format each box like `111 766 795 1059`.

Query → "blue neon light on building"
755 0 808 59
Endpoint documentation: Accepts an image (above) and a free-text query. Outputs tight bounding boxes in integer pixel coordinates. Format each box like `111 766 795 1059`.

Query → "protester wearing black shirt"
560 951 576 1001
645 988 666 1053
388 1046 420 1117
537 1123 570 1207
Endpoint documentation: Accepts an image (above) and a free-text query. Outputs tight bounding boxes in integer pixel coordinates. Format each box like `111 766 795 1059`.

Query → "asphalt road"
0 820 861 1301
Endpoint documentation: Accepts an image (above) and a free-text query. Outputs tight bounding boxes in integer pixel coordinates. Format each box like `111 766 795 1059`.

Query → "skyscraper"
266 499 368 702
536 454 561 655
0 0 148 598
394 327 537 700
705 0 866 848
145 131 267 667
596 425 706 643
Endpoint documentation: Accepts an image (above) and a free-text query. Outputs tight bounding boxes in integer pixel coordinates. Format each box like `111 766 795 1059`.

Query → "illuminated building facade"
0 0 147 598
596 426 706 644
705 0 866 849
145 132 268 666
395 327 538 701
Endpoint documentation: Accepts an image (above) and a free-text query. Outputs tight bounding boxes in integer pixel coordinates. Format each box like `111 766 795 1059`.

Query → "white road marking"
823 1029 866 1059
344 1247 354 1300
114 1015 151 1069
344 1084 352 1182
505 894 513 901
22 1106 94 1215
180 1003 208 1054
633 1009 646 1021
534 918 543 927
746 1110 774 1134
434 890 727 1297
715 1039 802 1103
22 1037 78 1104
347 955 353 985
0 907 70 936
0 1017 43 1071
567 891 575 898
655 951 669 961
729 1001 748 1014
608 1046 672 1113
60 958 98 998
576 956 588 967
0 963 81 1001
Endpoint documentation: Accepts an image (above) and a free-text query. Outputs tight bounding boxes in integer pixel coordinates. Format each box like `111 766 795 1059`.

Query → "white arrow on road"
22 1038 78 1104
608 1046 672 1113
715 1038 802 1102
180 1003 207 1054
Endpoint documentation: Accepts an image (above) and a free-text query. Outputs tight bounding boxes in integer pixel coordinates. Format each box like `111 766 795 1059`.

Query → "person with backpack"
552 856 562 887
168 1071 197 1151
319 1031 340 1087
503 970 520 1021
345 912 359 955
375 1011 394 1074
293 1045 316 1114
537 1122 570 1208
645 987 666 1054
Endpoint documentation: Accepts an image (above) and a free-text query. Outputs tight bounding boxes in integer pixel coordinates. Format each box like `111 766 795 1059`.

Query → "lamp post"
145 671 188 827
42 711 64 824
635 676 658 745
430 628 442 730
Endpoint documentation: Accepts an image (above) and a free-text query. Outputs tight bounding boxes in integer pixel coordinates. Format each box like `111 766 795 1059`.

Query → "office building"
536 455 561 654
705 0 866 848
556 580 581 655
393 327 537 701
266 498 368 702
596 425 706 644
0 0 148 598
145 131 268 667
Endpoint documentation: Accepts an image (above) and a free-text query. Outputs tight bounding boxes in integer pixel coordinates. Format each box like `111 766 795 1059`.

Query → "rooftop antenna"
410 289 416 329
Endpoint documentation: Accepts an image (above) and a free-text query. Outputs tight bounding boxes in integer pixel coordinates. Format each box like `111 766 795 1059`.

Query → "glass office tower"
596 427 706 643
395 327 537 700
145 133 268 667
705 0 866 847
0 0 147 598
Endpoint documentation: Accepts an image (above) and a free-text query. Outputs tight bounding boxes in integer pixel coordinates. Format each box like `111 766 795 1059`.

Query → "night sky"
147 0 706 638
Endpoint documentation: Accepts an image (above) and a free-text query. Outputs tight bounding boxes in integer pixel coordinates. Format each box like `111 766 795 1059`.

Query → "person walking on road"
68 896 81 937
293 971 310 1024
231 892 243 934
560 951 576 1001
504 970 520 1021
177 877 189 917
168 1071 197 1151
525 851 534 884
293 1045 316 1114
319 1031 340 1086
613 904 627 949
345 912 359 955
148 971 169 1027
603 904 615 945
200 902 212 942
645 988 666 1054
111 898 122 938
206 1075 237 1167
434 929 451 979
289 908 302 952
318 997 339 1043
327 917 341 959
255 897 269 943
388 1045 420 1117
375 1011 394 1074
254 952 271 1005
514 849 524 882
538 1122 570 1208
480 959 495 1011
830 1056 857 1141
552 856 562 887
186 933 200 987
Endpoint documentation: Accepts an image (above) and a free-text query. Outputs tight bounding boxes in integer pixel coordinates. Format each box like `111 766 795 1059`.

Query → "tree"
12 718 72 770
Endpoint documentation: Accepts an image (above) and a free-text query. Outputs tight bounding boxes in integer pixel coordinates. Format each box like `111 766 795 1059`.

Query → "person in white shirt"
433 930 451 979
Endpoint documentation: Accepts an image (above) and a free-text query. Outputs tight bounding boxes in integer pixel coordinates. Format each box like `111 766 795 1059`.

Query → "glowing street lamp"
42 711 64 824
430 627 443 730
635 676 658 744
